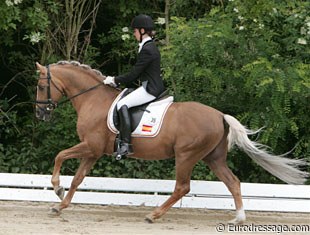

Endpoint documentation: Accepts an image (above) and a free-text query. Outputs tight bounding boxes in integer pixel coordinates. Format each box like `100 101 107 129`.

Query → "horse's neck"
55 67 119 115
69 83 119 115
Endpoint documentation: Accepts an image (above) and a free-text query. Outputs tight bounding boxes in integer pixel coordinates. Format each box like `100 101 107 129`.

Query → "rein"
58 82 104 106
35 64 105 111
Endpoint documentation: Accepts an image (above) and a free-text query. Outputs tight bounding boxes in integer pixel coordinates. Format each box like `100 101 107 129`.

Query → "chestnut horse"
35 61 308 224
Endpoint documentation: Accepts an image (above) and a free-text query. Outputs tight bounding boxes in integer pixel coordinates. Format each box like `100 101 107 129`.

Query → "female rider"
104 14 165 156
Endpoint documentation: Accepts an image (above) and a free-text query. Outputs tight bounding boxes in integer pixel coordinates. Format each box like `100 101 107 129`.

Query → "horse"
35 60 309 224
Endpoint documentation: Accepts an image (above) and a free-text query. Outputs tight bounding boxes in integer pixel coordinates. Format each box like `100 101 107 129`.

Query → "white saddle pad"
107 89 173 137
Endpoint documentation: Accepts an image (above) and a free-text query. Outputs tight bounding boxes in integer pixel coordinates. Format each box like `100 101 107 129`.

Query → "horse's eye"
37 85 45 91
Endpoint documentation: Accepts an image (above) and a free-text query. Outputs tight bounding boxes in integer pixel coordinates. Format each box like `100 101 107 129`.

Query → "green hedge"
1 0 309 183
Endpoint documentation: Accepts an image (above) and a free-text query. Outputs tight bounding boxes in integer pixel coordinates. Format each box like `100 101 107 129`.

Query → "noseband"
35 64 105 114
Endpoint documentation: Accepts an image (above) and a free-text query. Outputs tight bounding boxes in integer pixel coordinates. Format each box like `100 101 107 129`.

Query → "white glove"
103 76 117 87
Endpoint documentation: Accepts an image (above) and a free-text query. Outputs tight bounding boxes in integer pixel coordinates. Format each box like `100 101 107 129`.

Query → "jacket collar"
138 36 152 52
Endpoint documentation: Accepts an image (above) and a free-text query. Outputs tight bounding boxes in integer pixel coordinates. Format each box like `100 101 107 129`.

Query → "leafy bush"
161 0 310 182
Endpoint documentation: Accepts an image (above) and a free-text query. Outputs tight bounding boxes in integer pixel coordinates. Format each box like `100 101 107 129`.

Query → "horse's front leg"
51 142 90 198
49 142 97 214
50 157 99 215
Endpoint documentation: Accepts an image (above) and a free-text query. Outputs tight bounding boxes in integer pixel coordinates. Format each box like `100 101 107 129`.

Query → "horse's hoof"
48 207 61 217
228 217 245 225
145 214 155 223
55 186 65 200
229 209 246 225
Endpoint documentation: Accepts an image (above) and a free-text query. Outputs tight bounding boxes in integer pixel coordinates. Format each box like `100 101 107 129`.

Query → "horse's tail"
223 114 309 185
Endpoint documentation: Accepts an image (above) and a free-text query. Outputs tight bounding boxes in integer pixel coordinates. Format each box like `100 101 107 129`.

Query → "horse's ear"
36 62 46 74
36 62 42 70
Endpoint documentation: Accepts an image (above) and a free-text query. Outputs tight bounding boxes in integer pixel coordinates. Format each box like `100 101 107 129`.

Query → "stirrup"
115 143 133 160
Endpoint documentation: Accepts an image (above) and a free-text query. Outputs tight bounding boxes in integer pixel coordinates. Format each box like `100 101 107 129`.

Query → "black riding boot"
118 105 134 156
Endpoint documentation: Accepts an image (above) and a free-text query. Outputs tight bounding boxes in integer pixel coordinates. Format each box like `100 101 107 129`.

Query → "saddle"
107 89 173 138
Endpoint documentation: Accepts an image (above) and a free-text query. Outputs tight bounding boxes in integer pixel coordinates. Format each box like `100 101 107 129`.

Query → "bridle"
35 65 63 112
35 64 105 113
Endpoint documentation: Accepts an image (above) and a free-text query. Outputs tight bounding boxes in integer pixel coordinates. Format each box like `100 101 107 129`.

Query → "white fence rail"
0 173 309 213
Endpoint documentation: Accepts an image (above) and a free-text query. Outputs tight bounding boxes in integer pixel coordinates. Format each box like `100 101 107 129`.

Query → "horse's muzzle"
36 107 52 121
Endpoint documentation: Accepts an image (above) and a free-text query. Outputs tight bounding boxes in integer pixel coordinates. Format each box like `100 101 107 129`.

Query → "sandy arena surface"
0 201 309 235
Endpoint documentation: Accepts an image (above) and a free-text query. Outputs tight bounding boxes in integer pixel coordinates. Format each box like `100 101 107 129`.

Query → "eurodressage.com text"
215 223 310 234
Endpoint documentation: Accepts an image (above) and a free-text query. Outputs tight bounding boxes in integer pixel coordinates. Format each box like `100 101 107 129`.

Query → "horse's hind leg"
145 151 197 223
203 137 246 224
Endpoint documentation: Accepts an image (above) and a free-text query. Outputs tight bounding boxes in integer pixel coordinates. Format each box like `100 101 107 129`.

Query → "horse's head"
35 62 65 121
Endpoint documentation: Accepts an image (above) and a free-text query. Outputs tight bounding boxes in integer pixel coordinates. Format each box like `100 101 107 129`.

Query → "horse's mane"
55 60 105 79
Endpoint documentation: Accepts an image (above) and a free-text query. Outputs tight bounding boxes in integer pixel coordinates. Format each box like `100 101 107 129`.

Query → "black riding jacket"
114 40 165 97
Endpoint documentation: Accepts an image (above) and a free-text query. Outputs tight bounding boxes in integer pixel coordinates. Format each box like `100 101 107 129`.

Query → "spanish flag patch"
142 124 153 132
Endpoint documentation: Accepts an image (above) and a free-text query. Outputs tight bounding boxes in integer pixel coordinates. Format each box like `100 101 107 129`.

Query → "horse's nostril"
36 109 41 118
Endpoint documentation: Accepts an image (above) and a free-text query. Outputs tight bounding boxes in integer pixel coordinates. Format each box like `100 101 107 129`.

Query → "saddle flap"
107 89 173 138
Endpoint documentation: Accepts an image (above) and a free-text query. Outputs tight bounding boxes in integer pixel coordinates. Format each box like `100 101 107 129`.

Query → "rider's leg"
116 86 156 155
117 105 133 155
117 86 156 109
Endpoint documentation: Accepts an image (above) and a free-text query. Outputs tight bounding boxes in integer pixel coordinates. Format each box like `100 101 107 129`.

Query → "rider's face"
133 28 145 41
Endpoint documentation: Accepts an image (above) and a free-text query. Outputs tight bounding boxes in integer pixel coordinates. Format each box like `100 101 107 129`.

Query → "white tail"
224 114 309 185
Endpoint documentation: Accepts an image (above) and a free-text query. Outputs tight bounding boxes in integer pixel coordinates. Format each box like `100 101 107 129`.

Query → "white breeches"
117 86 156 110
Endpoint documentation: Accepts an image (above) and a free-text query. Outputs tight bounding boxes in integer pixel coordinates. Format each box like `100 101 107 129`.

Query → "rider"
104 14 166 156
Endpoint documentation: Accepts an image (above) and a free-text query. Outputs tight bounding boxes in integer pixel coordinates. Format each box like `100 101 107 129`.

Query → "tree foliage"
162 0 310 182
0 0 309 183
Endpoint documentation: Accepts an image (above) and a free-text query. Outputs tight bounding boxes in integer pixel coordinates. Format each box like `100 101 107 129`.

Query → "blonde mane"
55 60 105 79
